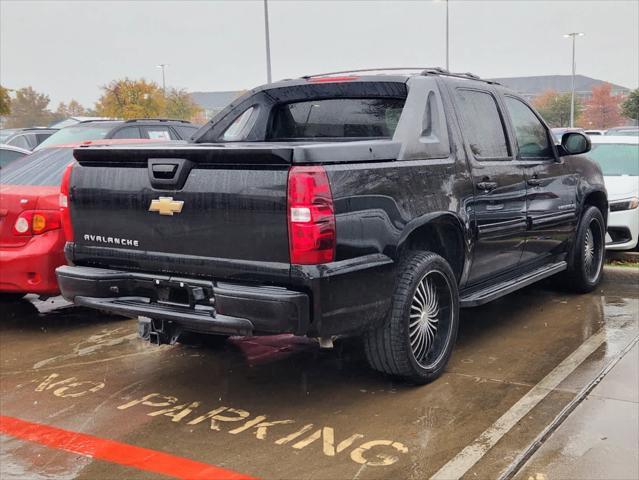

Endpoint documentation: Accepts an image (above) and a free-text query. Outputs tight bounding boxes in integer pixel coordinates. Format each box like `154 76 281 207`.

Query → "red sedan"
0 139 163 300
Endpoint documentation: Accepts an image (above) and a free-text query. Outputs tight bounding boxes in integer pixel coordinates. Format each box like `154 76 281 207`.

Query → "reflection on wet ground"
1 267 637 480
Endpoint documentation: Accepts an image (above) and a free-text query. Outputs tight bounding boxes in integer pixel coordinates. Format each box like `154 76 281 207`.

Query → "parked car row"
552 126 639 141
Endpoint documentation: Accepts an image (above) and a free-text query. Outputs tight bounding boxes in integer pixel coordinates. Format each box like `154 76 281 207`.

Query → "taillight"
287 166 336 265
12 211 61 236
60 162 75 241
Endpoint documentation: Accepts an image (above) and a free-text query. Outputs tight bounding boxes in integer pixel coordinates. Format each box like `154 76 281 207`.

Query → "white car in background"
588 136 639 250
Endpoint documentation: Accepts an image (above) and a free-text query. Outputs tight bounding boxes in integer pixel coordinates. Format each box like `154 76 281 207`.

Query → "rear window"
1 148 74 185
37 123 118 149
268 98 405 140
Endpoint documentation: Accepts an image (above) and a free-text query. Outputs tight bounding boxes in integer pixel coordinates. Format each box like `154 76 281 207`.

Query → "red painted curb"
0 415 257 480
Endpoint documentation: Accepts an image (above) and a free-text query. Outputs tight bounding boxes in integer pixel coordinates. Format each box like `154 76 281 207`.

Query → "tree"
95 78 165 119
52 99 90 123
532 90 578 128
0 85 10 116
5 86 53 128
165 88 202 122
577 83 625 129
620 88 639 123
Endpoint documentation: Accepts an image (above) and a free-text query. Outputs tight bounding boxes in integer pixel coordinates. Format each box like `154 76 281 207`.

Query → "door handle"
527 177 542 187
477 181 498 192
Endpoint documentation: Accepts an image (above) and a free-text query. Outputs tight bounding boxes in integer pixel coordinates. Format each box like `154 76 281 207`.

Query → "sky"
1 0 638 108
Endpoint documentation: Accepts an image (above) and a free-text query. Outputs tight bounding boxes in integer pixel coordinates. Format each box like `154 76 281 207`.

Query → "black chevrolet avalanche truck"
56 68 607 383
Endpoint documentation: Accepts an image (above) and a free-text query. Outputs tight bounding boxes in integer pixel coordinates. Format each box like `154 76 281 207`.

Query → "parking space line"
430 328 610 480
0 415 257 480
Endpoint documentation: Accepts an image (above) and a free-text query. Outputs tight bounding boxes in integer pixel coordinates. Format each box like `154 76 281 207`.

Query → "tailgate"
69 145 293 282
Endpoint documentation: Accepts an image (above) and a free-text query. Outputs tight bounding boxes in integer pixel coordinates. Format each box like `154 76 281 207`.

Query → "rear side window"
456 89 509 159
173 125 198 140
268 98 405 140
1 148 74 185
111 126 141 139
142 126 178 140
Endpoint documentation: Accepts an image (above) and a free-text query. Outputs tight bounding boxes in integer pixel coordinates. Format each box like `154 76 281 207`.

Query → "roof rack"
302 67 436 78
301 67 500 85
124 118 191 124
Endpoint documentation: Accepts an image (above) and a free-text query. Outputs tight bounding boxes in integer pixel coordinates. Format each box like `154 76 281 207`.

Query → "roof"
190 91 243 110
490 75 631 95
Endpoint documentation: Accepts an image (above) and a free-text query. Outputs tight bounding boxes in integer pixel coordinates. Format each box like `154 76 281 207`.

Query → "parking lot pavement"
1 267 637 480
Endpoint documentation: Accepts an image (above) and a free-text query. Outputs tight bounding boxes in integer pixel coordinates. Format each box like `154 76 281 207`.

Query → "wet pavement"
1 266 637 480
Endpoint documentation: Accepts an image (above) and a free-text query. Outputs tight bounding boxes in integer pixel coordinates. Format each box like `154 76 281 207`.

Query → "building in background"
190 91 243 120
491 75 630 101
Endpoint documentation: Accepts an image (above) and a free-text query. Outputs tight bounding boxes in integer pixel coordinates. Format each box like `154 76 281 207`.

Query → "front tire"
565 206 606 293
364 251 460 384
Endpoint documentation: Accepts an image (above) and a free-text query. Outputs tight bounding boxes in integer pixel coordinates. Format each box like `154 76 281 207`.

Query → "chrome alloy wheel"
584 217 604 282
409 270 453 369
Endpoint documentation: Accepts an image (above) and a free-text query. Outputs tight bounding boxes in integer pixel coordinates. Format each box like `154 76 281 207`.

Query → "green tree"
5 86 53 127
165 88 202 121
620 88 639 123
95 78 165 119
532 90 580 128
0 85 11 116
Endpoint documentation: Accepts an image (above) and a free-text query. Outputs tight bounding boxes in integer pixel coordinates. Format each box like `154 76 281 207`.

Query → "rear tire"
0 293 26 302
563 206 606 293
364 251 460 384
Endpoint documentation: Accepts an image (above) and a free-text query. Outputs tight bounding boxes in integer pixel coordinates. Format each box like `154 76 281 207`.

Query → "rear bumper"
56 265 310 336
0 231 65 295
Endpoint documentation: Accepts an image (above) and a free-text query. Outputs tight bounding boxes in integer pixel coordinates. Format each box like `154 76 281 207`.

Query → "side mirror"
560 132 591 156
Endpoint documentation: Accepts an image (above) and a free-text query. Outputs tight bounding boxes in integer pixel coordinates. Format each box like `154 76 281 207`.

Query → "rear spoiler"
73 140 401 167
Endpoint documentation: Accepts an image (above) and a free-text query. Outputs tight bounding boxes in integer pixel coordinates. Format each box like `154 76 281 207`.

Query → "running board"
460 261 567 308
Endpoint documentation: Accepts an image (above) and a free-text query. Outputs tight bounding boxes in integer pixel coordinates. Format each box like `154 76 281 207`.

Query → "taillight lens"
59 162 75 241
287 166 336 265
12 210 61 236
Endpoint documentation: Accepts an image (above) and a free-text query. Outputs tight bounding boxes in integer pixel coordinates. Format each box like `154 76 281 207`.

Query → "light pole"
563 32 584 127
435 0 450 70
263 0 272 83
445 0 449 70
156 64 168 97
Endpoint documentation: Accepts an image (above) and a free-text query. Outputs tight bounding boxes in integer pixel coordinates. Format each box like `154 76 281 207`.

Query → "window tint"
142 126 177 140
35 133 53 145
504 97 553 158
222 107 256 141
1 148 74 185
173 125 198 140
268 98 405 140
111 126 141 139
456 89 509 159
0 149 27 168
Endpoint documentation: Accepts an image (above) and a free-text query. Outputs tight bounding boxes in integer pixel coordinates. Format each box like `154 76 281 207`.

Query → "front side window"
7 134 31 150
268 98 405 140
504 96 553 159
37 124 115 149
455 89 509 159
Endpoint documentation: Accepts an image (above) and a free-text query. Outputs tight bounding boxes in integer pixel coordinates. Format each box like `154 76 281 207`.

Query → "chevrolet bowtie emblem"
149 197 184 216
